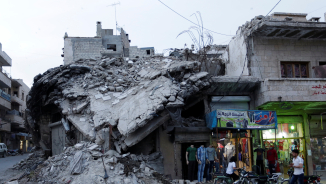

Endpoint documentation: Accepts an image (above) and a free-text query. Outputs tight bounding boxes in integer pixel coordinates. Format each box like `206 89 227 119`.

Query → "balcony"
0 119 11 132
0 90 11 109
11 95 23 105
6 110 24 127
256 78 326 115
0 50 12 66
0 69 11 89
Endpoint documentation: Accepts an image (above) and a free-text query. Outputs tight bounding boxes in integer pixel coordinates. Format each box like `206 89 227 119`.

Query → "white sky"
0 0 325 87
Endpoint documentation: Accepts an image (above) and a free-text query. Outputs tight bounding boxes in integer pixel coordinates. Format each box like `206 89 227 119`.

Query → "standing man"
206 144 217 182
254 145 265 175
289 149 304 184
266 145 278 174
186 145 197 182
196 145 208 183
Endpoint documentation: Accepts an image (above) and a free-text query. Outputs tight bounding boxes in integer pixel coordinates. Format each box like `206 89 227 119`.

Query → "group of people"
186 144 304 184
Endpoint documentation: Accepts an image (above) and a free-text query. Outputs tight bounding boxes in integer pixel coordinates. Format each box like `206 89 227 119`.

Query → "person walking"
289 149 304 184
196 145 208 183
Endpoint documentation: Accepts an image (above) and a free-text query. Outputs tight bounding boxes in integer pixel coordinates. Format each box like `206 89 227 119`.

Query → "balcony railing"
11 95 23 105
0 51 12 66
6 110 24 125
0 89 11 102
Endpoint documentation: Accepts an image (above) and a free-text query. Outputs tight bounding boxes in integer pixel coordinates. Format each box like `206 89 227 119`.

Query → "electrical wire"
157 0 234 36
265 0 282 17
308 5 326 14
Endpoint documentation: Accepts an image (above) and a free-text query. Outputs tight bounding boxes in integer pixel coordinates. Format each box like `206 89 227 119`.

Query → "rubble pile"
26 56 212 152
13 150 45 171
16 141 170 184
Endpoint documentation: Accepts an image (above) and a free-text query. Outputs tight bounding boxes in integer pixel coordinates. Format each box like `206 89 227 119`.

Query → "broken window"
146 50 150 55
281 62 308 78
107 44 117 51
13 91 18 97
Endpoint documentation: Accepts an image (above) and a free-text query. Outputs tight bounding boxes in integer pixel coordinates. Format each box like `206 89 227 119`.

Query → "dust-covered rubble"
14 142 170 184
26 56 212 152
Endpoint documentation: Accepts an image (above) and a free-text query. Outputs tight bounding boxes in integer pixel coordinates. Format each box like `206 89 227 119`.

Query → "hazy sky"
0 0 325 87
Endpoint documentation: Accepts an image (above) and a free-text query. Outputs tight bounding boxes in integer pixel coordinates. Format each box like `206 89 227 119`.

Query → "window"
13 91 18 97
146 50 151 55
319 62 326 66
107 44 116 51
22 92 24 101
281 62 309 78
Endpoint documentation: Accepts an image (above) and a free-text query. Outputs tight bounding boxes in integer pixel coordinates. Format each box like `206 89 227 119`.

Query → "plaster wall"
255 78 326 107
226 34 249 76
102 35 123 53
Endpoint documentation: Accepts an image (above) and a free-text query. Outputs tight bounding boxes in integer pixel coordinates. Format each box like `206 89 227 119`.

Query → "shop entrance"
181 142 208 180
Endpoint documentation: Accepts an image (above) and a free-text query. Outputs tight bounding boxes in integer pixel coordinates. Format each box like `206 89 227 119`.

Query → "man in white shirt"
289 149 304 184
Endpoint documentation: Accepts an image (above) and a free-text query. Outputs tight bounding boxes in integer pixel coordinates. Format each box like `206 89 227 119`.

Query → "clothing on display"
197 146 208 162
225 143 235 162
278 140 284 151
186 146 197 161
283 140 289 150
207 147 217 161
267 148 278 164
188 161 196 181
254 148 265 160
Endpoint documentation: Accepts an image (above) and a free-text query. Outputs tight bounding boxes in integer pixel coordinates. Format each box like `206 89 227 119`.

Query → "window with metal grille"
281 62 309 78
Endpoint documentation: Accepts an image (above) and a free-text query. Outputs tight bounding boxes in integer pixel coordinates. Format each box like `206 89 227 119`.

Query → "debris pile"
26 56 212 152
13 149 45 171
16 141 169 184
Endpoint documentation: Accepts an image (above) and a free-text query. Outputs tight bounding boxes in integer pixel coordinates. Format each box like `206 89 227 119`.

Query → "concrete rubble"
21 55 214 184
26 56 212 152
13 141 170 184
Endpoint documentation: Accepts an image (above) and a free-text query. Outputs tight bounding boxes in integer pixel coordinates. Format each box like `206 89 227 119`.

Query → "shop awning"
206 109 278 130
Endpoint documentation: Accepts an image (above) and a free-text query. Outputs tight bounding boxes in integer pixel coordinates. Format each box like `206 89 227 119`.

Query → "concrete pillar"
303 113 313 175
96 21 102 37
324 13 326 22
0 42 2 52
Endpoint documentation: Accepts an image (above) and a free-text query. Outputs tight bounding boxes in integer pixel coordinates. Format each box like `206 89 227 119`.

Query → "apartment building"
0 43 31 151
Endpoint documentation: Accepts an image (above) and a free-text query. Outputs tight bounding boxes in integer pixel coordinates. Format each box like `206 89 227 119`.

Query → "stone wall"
250 38 326 79
129 46 154 58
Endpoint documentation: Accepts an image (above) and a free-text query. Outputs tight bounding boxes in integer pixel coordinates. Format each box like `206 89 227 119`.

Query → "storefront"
206 109 278 173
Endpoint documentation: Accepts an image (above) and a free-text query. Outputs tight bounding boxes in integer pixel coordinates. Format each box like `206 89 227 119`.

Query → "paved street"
0 154 29 183
0 154 29 173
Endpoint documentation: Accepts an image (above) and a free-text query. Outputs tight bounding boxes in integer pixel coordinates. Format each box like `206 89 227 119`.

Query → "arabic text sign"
215 109 277 129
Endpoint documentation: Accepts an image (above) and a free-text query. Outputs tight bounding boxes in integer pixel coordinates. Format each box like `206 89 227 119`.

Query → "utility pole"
107 2 120 35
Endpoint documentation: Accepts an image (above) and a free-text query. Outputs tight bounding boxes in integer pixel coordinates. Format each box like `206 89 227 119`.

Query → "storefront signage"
206 109 277 129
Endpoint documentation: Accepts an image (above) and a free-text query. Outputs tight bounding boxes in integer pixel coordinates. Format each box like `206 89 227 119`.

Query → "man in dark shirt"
254 146 265 175
266 146 278 174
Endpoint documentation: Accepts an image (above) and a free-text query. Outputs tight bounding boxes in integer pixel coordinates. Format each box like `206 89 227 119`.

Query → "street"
0 154 29 183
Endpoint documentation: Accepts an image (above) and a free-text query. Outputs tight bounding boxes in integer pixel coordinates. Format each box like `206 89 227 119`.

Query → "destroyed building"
22 12 326 183
63 22 155 65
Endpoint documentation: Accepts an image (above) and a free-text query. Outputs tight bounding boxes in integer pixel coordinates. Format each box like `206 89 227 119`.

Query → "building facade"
0 43 31 151
222 12 326 176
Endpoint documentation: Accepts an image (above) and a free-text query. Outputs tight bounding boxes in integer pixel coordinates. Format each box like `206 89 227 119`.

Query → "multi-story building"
217 12 326 177
0 42 13 146
0 43 31 151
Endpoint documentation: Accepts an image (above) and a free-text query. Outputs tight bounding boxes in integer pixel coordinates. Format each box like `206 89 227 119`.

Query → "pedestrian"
289 149 304 184
266 145 278 174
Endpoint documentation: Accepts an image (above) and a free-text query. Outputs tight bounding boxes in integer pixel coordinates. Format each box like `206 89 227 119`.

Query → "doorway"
181 142 208 180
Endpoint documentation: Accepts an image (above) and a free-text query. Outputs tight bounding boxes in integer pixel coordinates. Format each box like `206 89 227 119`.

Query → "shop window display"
262 123 303 139
310 138 326 174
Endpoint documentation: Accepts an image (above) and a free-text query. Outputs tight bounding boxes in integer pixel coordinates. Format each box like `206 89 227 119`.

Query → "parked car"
0 143 8 158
